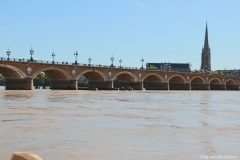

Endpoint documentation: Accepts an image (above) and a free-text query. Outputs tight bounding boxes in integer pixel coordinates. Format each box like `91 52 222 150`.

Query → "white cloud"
131 0 146 10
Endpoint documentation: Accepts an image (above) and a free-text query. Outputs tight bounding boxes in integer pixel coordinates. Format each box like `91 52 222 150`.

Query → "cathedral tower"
201 23 211 70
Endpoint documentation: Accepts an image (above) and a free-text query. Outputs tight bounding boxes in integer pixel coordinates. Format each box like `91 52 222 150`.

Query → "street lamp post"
88 56 92 66
111 55 114 67
52 52 55 64
141 58 144 69
6 48 11 60
74 50 78 65
30 46 34 62
119 58 122 68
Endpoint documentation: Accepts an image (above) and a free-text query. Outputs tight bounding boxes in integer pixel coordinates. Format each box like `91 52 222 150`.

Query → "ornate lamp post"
119 58 122 68
74 50 78 65
88 56 92 66
30 46 34 62
141 58 144 69
6 48 11 60
111 55 114 67
52 52 56 63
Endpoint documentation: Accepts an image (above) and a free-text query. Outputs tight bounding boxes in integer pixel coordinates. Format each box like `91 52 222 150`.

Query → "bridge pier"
88 81 113 90
135 82 143 90
5 78 33 90
206 84 210 90
51 80 77 90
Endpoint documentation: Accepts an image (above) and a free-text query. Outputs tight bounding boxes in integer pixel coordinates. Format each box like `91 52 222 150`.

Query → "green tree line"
34 72 51 86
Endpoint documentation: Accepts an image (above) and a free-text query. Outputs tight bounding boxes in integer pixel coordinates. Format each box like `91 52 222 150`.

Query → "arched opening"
33 69 75 90
209 78 224 90
191 77 206 90
169 75 189 90
143 74 167 90
114 73 135 90
33 72 51 89
225 79 237 90
0 65 29 90
113 72 141 90
0 66 24 79
78 71 106 90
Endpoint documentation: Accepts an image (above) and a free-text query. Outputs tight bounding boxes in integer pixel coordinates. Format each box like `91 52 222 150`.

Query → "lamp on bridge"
74 50 78 65
141 58 144 69
119 58 122 68
6 47 11 61
52 52 56 64
30 46 34 62
111 55 114 67
88 56 92 66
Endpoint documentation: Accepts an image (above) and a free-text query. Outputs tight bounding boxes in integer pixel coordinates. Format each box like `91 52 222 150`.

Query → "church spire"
204 22 209 49
201 22 211 71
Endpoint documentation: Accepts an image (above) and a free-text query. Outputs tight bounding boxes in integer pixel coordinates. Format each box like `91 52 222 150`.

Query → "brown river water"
0 89 240 160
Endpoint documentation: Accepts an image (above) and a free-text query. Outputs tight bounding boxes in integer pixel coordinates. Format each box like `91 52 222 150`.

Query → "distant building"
201 23 211 71
216 69 240 77
146 62 191 72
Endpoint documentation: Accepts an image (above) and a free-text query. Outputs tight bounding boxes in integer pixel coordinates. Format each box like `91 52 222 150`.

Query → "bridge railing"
0 57 140 70
0 57 28 62
1 57 238 76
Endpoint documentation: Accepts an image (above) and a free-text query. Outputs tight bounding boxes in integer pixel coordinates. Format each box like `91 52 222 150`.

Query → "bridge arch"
168 75 187 83
190 76 207 90
76 70 107 81
209 78 224 90
209 78 222 84
224 79 236 85
32 67 72 80
112 71 138 82
32 67 79 90
142 73 167 90
225 79 238 90
0 64 27 79
190 76 205 84
142 73 164 82
76 70 109 89
112 71 140 90
168 75 189 90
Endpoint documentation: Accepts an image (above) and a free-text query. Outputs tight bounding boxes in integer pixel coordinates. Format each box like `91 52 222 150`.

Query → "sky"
0 0 240 70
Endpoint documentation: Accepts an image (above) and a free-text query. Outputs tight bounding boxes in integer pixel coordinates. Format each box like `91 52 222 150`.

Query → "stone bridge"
0 58 239 90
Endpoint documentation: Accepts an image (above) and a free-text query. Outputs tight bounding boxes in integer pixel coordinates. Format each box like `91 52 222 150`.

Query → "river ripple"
0 90 240 160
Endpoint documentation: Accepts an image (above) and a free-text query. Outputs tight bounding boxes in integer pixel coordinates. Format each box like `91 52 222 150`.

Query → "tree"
34 72 51 86
0 74 5 86
78 76 88 87
113 78 119 88
147 65 158 70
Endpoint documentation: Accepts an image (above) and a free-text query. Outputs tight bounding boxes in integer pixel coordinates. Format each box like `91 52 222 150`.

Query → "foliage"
199 69 206 74
34 72 51 86
113 78 119 88
191 70 224 75
78 76 88 87
147 65 158 70
0 74 5 86
210 71 219 75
